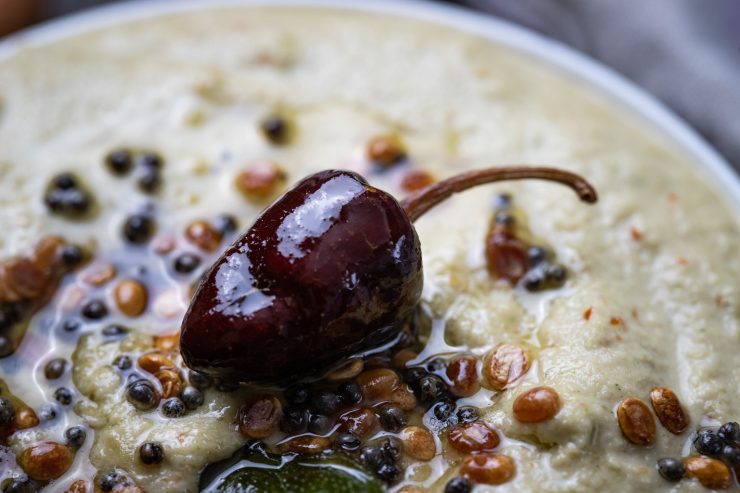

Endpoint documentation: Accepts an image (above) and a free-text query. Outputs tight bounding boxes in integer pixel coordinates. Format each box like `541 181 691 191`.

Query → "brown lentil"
399 425 436 461
513 386 561 423
338 408 379 438
683 456 731 490
64 479 90 493
113 279 148 317
238 395 283 439
154 333 180 353
32 235 64 270
649 387 689 434
279 435 332 455
388 384 417 411
446 355 480 397
138 352 175 374
326 359 364 381
82 262 116 286
486 231 530 284
185 220 223 253
15 406 39 429
448 421 500 453
484 344 531 391
2 258 45 300
18 441 73 481
616 397 656 446
366 135 406 166
392 349 418 369
154 369 182 399
400 169 434 192
356 368 400 400
235 162 286 200
461 453 516 485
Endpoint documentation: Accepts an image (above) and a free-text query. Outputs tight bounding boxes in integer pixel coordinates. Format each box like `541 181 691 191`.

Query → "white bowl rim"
2 0 739 209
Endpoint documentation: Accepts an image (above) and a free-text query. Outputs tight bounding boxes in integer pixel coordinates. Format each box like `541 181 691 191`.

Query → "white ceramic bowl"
2 0 738 210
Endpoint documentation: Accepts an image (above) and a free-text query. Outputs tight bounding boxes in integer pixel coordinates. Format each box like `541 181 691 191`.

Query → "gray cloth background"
34 0 740 172
458 0 740 173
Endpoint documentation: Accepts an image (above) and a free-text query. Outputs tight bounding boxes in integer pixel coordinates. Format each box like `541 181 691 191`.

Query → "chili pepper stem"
399 166 598 222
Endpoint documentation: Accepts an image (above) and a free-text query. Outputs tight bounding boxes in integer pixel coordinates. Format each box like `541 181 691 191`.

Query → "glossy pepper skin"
180 170 423 382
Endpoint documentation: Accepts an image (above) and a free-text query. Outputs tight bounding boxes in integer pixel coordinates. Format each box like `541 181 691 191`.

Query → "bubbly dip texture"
0 6 738 493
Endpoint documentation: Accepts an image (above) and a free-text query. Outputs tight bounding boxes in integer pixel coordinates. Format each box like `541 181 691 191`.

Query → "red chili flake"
583 307 593 321
629 227 643 241
609 317 623 326
667 192 678 203
676 256 688 266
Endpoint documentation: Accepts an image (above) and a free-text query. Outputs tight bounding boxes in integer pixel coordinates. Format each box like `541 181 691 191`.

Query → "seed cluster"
0 221 230 489
362 133 437 197
104 148 165 194
486 194 568 290
0 386 84 490
227 336 550 489
233 335 467 486
104 331 218 475
43 173 94 218
657 422 739 489
0 237 83 358
612 387 738 489
118 334 208 419
439 343 558 490
170 217 237 278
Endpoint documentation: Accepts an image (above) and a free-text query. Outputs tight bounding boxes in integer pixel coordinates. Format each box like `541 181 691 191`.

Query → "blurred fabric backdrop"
1 0 738 173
